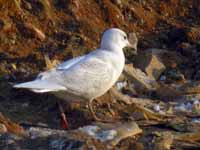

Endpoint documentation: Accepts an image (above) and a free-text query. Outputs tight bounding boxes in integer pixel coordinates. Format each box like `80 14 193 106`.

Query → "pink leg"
58 102 69 129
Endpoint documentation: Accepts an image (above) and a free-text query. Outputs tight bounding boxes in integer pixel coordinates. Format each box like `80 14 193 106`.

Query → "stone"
178 81 200 95
24 23 46 41
185 26 200 43
0 113 27 137
192 103 200 114
177 42 194 57
0 127 105 150
134 49 166 80
153 131 173 150
156 83 182 100
0 123 7 133
145 54 165 80
135 48 183 69
160 68 186 84
123 64 157 94
27 121 142 149
28 127 106 149
134 48 186 82
79 121 142 146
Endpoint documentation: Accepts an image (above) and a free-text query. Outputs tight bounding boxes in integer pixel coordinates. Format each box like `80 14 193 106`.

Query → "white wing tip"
13 84 24 88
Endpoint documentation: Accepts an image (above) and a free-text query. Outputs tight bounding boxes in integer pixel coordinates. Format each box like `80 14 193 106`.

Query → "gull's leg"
88 99 101 121
57 101 69 129
88 99 113 122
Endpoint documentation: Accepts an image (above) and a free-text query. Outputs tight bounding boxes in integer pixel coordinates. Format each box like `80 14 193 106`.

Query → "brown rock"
0 123 7 133
24 23 46 41
145 54 165 80
161 68 186 84
123 64 157 94
153 131 174 150
185 26 200 43
0 113 27 137
134 49 165 80
177 42 194 57
134 49 184 80
178 81 200 95
174 132 200 143
156 83 182 100
192 103 200 114
148 49 182 67
158 81 200 100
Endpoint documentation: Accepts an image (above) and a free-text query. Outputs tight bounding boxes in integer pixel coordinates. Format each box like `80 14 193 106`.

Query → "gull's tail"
13 80 66 93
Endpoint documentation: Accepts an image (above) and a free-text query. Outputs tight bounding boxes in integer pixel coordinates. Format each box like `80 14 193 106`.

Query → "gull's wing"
56 53 115 98
14 55 87 91
57 55 85 70
14 79 67 92
14 51 115 99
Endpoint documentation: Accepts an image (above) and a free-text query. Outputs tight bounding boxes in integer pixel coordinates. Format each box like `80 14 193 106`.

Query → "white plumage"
14 28 137 102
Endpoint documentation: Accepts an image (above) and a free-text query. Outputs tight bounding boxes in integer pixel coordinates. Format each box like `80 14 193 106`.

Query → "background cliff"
0 0 200 149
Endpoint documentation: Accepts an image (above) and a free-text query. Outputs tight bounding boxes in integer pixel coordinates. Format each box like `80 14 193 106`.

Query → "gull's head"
100 28 137 53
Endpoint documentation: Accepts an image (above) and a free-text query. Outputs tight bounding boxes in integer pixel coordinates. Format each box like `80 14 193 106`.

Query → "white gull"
14 28 138 125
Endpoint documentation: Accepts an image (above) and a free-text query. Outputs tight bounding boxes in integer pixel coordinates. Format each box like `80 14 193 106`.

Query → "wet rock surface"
1 0 200 149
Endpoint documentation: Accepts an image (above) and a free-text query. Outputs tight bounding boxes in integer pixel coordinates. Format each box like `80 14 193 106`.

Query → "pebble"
153 104 160 112
78 125 100 136
175 103 188 112
160 75 166 81
185 102 193 110
79 125 117 142
21 102 29 107
192 118 200 123
175 102 196 112
116 81 127 91
50 139 66 150
28 127 66 139
0 123 7 133
194 100 199 105
96 130 117 142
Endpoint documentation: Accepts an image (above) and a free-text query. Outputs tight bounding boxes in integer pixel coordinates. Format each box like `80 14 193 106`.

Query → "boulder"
123 64 157 94
134 48 183 80
134 49 165 80
156 83 182 100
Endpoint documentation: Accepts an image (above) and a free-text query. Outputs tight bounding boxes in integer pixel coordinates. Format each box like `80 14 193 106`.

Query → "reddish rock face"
0 0 199 59
1 1 200 149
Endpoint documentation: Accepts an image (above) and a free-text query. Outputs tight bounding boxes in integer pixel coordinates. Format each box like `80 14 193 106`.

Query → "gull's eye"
124 36 127 40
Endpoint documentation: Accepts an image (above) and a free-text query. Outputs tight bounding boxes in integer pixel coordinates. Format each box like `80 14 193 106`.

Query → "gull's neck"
99 43 125 78
99 43 125 66
100 43 123 54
